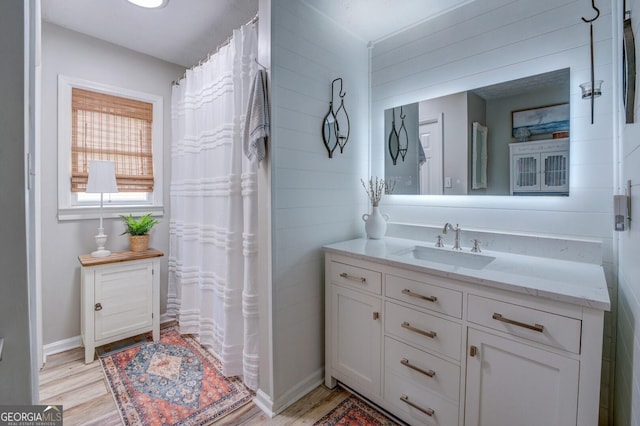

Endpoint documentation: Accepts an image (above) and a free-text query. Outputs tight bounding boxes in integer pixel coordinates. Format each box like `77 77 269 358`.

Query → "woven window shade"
71 88 154 192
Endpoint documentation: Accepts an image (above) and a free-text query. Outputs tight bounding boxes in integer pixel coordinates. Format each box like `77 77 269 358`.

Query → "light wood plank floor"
39 346 351 425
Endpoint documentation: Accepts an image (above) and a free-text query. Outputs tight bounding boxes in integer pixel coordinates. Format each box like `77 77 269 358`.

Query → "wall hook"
332 78 346 98
581 0 601 124
254 57 268 71
581 0 600 23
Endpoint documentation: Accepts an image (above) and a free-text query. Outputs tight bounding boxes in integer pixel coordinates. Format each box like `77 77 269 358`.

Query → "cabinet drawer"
385 369 458 426
331 261 381 295
468 294 582 353
386 274 462 318
385 337 459 401
385 302 461 360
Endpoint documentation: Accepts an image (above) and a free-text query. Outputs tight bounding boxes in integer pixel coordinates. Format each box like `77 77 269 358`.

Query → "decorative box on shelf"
78 248 163 363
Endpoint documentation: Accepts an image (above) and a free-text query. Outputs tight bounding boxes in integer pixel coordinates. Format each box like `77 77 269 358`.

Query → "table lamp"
86 160 118 257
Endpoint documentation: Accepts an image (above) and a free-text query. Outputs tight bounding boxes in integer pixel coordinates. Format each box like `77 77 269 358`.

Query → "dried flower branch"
361 177 395 207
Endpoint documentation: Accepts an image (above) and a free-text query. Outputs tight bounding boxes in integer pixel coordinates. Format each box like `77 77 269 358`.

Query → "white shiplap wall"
267 0 369 412
616 0 640 423
371 0 615 423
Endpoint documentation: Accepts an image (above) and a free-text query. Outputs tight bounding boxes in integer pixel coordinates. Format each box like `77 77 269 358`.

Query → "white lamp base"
91 228 111 258
91 248 112 258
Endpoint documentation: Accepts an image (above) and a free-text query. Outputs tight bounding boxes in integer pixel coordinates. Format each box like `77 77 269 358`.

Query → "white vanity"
324 237 610 426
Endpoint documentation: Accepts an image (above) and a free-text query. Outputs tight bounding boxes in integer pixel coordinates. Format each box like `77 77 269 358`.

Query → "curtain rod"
172 13 259 86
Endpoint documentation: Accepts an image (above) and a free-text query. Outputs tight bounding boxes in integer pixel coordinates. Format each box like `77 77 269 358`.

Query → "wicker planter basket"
129 235 150 252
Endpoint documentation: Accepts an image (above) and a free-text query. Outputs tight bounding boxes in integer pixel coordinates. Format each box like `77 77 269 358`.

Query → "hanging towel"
243 69 270 162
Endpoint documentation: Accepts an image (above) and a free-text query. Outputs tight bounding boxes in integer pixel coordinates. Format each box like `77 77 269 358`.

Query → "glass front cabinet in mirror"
384 68 570 196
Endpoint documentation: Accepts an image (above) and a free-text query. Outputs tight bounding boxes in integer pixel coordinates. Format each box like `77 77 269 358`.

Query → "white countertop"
324 237 610 311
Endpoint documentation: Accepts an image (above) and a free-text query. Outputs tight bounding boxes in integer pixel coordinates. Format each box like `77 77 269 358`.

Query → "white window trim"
57 75 164 221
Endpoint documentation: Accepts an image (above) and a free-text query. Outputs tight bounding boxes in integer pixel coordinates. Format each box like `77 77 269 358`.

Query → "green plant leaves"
121 213 159 236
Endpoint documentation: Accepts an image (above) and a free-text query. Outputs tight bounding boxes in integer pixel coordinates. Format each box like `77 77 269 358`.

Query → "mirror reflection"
384 68 570 196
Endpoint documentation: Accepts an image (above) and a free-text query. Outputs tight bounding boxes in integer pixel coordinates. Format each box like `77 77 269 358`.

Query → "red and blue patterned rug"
99 326 253 425
314 395 402 426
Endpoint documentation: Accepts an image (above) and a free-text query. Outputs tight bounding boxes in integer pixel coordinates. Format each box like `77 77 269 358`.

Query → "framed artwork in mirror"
511 103 569 139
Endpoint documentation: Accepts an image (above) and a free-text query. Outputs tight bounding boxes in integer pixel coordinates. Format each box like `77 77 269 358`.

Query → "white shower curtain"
168 23 259 390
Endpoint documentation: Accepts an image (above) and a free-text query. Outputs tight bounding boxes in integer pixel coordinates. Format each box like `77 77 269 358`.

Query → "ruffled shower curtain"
168 23 259 390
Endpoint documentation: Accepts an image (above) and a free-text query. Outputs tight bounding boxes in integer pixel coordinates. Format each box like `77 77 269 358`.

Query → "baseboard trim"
271 368 324 415
42 315 177 363
253 390 275 418
42 335 83 363
160 313 175 324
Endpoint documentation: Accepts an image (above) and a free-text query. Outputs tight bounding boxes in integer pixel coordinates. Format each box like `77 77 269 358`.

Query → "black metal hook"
581 0 600 23
400 105 406 120
582 0 600 124
332 78 346 98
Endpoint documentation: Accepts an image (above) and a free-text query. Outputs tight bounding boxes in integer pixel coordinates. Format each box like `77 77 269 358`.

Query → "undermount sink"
394 245 496 270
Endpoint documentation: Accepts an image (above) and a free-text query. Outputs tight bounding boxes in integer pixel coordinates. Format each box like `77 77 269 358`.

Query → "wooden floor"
39 346 351 426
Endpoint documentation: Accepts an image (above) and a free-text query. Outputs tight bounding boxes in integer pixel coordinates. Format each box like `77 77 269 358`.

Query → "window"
58 76 163 220
71 88 154 193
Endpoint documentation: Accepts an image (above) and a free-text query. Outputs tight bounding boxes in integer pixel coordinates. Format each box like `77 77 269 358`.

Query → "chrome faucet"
443 223 461 250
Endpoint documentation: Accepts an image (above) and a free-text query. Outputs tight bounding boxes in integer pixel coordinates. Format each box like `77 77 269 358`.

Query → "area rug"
99 326 253 426
314 395 402 426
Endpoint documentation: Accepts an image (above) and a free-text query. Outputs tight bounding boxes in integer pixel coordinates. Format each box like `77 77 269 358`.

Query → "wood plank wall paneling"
370 1 615 424
270 0 370 409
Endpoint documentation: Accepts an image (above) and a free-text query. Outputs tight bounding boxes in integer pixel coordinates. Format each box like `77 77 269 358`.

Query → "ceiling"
42 0 473 69
301 0 473 43
41 0 259 67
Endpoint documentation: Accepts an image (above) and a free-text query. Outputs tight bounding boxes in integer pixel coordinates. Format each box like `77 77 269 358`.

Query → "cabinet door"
94 262 153 341
465 328 578 426
331 285 382 396
541 150 569 192
512 153 540 192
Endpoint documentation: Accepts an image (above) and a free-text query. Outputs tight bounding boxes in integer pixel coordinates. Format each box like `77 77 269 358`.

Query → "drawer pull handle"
95 303 103 311
492 313 544 333
339 272 366 283
400 394 435 417
402 289 437 303
401 321 437 338
401 358 435 378
373 311 380 320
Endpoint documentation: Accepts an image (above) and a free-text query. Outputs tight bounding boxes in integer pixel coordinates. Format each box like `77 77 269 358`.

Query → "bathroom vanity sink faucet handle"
435 235 444 247
471 239 482 253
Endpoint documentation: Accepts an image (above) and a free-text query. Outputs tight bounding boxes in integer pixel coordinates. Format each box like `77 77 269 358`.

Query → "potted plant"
121 213 159 252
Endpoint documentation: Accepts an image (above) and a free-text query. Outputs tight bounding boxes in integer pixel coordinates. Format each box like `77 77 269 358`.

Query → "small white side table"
79 249 163 364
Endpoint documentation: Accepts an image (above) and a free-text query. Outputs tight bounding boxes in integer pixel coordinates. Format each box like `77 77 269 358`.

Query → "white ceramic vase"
362 206 389 239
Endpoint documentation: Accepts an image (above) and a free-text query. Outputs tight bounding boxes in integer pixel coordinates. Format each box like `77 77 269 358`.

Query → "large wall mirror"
384 68 571 196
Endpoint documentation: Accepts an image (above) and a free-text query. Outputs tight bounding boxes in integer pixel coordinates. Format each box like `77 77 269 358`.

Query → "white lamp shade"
86 160 118 193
